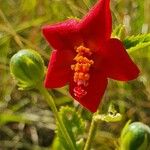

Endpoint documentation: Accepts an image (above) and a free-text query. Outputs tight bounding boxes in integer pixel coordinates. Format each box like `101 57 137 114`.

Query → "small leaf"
112 24 126 40
94 113 122 123
94 104 122 123
123 33 150 51
112 25 150 52
56 106 85 150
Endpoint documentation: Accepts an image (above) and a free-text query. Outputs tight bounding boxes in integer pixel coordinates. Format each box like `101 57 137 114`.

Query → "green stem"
38 86 76 150
84 112 99 150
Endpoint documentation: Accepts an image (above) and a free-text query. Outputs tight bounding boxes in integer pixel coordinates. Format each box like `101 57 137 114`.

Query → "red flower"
42 0 140 112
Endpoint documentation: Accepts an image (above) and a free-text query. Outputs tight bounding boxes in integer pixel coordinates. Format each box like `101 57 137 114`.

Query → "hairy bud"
10 49 45 90
120 122 150 150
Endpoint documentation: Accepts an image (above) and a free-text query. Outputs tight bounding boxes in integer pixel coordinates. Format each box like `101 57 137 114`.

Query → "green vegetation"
0 0 150 149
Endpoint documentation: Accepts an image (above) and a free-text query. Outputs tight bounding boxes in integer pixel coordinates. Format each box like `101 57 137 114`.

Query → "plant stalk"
84 111 99 150
38 86 76 150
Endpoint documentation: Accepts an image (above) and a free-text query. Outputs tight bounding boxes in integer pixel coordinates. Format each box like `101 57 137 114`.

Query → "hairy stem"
38 86 76 150
84 111 99 150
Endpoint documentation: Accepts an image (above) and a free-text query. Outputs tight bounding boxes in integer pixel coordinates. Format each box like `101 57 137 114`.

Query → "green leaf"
94 104 122 123
94 113 122 123
52 137 64 150
112 24 126 40
123 33 150 52
0 112 30 125
112 25 150 52
56 106 85 150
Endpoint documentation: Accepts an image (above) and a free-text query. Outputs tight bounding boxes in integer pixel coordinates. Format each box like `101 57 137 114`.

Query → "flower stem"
84 111 99 150
38 86 76 150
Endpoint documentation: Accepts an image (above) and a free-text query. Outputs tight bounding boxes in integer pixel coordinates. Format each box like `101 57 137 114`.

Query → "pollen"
71 45 94 98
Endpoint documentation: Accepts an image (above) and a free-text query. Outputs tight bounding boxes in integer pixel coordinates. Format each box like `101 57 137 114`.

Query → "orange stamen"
71 45 94 98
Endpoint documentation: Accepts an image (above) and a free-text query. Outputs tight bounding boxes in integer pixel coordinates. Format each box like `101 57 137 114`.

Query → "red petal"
79 0 111 47
69 72 108 112
102 38 140 81
45 50 74 88
42 19 81 50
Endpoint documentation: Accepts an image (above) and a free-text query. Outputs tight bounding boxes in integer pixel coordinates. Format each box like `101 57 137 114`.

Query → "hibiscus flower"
42 0 140 112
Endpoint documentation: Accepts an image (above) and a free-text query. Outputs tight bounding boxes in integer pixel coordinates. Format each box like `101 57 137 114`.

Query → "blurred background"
0 0 150 149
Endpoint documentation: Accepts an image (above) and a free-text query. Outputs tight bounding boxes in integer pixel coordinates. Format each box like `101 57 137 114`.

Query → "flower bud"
10 49 45 90
120 122 150 150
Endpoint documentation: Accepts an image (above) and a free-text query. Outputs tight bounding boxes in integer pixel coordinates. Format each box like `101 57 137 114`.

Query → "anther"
76 46 92 55
71 45 94 98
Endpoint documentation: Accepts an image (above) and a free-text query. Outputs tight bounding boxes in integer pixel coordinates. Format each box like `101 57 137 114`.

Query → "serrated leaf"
112 25 150 52
56 106 85 150
123 33 150 51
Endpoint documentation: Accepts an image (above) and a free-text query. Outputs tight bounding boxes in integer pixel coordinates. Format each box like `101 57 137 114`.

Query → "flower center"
71 45 94 98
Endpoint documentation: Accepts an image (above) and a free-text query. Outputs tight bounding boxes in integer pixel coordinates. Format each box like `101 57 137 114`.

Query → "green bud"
120 122 150 150
10 49 45 90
